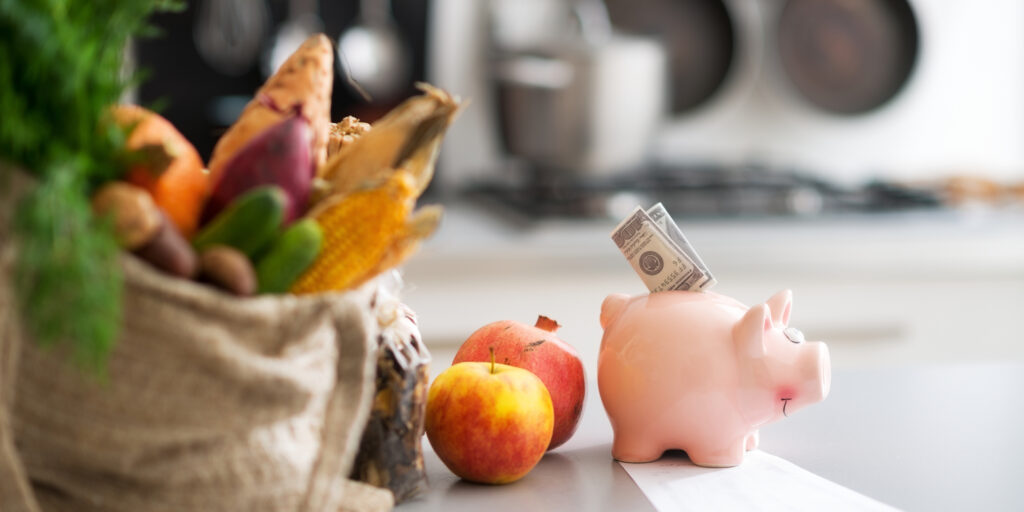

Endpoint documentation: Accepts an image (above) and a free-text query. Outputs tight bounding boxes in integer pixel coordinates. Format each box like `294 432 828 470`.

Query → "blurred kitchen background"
136 0 1024 375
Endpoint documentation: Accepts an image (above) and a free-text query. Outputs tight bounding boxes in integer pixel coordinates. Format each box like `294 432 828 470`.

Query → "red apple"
453 316 585 450
425 354 554 484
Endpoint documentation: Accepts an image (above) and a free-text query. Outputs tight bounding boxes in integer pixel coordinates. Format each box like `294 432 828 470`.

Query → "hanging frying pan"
774 0 919 115
604 0 736 114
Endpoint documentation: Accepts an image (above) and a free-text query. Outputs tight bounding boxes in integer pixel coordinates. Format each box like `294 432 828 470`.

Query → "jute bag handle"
0 169 43 512
0 338 39 512
0 324 40 512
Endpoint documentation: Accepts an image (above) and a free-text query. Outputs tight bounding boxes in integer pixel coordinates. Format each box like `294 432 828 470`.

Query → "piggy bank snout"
800 341 831 403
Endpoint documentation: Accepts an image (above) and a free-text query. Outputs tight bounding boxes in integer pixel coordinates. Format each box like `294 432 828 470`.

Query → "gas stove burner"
465 165 943 221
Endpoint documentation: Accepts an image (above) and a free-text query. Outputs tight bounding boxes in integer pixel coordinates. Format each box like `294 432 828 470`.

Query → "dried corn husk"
317 83 461 200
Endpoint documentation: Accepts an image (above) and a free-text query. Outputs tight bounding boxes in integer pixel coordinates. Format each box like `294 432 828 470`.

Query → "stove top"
464 165 944 221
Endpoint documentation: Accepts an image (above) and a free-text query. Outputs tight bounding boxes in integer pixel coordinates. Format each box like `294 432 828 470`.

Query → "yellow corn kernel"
365 204 443 279
290 171 416 294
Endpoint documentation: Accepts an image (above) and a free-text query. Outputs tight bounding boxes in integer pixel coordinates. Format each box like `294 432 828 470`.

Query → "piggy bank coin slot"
784 327 805 344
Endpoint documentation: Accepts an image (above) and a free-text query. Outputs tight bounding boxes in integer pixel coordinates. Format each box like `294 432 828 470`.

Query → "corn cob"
364 204 443 279
290 170 438 294
316 83 461 201
294 84 457 293
327 116 371 158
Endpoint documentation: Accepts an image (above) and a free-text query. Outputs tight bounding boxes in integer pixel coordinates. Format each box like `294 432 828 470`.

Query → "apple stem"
489 346 496 374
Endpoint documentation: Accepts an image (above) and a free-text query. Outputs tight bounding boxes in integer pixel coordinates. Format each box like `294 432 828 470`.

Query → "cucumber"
255 218 323 294
193 186 288 258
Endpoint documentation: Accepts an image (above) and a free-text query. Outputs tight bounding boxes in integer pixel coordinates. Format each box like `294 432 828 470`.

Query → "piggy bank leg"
745 430 759 451
611 432 665 463
685 440 747 468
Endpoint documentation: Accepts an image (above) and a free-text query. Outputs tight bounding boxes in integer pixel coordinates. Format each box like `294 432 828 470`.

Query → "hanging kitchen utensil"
263 0 325 77
494 0 668 181
193 0 270 76
337 0 411 100
774 0 919 114
604 0 737 114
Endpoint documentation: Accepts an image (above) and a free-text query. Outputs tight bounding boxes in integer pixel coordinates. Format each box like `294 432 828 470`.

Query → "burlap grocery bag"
0 170 393 512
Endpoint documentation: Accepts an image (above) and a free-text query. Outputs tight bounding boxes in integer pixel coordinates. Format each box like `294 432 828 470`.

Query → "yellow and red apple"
453 316 585 450
424 356 553 484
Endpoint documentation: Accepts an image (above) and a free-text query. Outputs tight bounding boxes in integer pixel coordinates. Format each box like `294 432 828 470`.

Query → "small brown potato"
91 182 162 250
134 215 198 278
199 245 256 296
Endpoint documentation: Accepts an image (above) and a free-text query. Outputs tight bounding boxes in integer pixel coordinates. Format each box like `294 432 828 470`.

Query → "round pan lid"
775 0 919 115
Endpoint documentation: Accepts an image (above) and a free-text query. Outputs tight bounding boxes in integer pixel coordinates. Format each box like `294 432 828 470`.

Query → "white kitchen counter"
396 203 1024 511
401 201 1024 374
398 362 1024 511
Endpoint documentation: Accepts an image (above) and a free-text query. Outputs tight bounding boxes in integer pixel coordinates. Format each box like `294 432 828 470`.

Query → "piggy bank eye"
784 327 805 344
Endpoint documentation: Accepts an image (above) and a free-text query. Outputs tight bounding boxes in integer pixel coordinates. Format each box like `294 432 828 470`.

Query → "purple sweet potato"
201 115 314 225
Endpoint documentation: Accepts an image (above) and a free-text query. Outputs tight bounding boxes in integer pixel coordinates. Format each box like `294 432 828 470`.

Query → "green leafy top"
0 0 182 373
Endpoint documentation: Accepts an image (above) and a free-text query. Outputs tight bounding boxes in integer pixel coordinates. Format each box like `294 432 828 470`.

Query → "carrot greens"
0 0 181 372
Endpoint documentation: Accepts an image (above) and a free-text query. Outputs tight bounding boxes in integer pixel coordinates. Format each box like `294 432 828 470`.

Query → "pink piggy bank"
598 289 830 467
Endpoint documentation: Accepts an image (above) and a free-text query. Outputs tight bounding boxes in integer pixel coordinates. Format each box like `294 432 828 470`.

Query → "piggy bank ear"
600 293 631 329
734 304 771 358
765 289 793 327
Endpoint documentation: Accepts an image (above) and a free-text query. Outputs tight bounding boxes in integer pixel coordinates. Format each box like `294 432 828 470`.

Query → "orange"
111 104 208 239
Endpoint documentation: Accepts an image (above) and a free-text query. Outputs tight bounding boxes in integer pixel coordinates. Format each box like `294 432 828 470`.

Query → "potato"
91 182 162 250
198 245 256 296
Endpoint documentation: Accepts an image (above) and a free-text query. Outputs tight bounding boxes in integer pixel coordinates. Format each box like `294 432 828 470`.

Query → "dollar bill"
610 206 707 293
646 203 717 291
